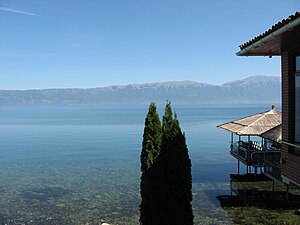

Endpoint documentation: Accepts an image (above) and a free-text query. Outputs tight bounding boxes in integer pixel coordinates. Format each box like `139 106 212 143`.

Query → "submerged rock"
21 187 70 201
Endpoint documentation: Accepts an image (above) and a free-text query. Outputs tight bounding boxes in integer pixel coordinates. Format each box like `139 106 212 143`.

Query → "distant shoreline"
0 76 281 105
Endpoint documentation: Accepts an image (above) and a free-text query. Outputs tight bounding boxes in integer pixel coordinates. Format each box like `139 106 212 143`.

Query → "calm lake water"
0 104 274 224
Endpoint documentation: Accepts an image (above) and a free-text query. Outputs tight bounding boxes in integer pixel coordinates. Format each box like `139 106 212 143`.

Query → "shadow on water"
216 174 300 225
203 189 230 207
21 187 70 202
217 190 300 209
216 191 300 225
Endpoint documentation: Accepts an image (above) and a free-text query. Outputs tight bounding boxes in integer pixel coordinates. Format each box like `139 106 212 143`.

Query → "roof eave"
236 16 300 57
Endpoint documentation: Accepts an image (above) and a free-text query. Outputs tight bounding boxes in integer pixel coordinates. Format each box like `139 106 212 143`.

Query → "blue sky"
0 0 299 89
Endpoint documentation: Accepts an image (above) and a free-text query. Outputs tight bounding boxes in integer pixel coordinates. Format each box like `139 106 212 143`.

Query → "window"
297 56 300 72
295 56 300 143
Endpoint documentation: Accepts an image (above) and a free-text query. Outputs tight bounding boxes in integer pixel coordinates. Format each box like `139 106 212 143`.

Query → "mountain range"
0 75 281 105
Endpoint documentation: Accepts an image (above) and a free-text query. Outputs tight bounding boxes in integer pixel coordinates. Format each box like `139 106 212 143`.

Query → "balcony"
230 140 281 167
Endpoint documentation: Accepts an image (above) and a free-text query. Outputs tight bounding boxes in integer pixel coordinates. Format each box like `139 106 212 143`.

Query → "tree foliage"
161 101 193 225
140 102 162 225
140 101 194 225
140 102 162 172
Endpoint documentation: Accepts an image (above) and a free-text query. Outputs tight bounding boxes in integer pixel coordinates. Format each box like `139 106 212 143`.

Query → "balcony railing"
230 141 281 166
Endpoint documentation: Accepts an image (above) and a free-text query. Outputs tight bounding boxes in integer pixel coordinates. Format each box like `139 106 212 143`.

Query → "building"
218 106 282 178
236 11 300 188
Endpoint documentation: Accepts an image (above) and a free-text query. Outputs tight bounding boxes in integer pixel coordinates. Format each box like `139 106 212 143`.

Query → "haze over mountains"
0 76 280 105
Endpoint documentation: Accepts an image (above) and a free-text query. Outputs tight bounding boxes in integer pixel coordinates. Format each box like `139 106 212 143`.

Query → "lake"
0 104 274 224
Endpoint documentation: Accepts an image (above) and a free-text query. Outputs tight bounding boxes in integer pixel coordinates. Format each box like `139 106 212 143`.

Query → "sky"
0 0 299 90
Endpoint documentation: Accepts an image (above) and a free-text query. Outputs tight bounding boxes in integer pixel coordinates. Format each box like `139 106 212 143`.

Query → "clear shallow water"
0 104 272 224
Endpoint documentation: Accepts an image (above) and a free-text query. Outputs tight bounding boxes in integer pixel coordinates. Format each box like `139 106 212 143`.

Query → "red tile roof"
239 11 300 50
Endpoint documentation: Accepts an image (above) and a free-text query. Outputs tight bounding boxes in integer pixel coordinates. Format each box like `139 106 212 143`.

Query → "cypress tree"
140 101 193 225
161 101 194 225
140 102 162 225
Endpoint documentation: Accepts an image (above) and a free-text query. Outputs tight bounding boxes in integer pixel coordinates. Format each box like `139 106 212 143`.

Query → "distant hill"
0 76 281 105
